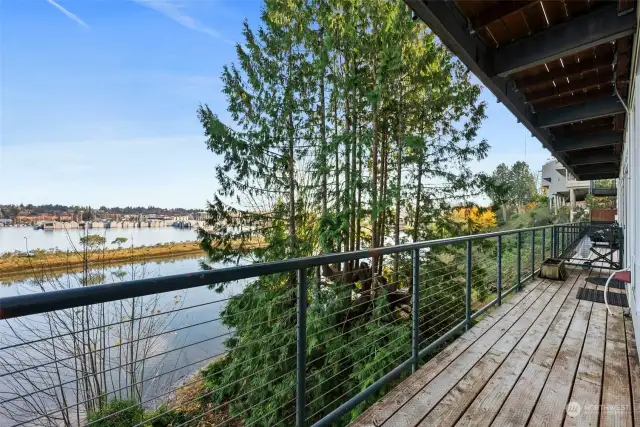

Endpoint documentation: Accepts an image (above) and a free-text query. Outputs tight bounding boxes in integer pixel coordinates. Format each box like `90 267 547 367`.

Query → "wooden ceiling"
406 0 637 180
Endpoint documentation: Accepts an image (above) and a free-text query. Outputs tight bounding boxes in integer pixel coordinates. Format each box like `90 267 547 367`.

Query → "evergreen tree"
194 1 490 424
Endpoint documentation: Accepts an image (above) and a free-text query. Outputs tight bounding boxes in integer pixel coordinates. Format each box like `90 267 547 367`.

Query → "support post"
296 269 307 427
496 236 502 306
466 240 472 330
516 231 522 291
531 230 536 279
542 227 546 260
412 249 420 373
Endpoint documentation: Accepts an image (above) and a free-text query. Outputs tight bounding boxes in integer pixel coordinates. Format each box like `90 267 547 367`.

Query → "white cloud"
133 0 220 38
44 0 89 28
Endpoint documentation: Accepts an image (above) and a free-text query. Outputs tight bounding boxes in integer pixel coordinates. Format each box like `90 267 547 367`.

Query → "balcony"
566 173 590 190
591 180 618 197
0 224 635 426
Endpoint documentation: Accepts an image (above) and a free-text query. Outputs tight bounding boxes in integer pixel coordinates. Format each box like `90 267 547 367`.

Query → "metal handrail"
0 221 595 427
0 223 570 320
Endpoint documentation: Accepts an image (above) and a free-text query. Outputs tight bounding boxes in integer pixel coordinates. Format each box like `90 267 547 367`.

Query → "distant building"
194 211 211 221
541 159 590 219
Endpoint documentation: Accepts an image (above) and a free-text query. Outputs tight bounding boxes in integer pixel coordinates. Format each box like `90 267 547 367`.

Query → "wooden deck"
351 266 639 427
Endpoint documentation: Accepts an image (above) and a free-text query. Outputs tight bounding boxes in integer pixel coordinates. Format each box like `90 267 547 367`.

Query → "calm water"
0 226 197 253
0 254 250 423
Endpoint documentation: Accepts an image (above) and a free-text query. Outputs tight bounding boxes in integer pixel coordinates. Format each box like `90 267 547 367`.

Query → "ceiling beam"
469 1 536 34
536 96 624 128
524 71 614 103
579 172 619 180
493 4 636 77
553 131 623 152
513 53 614 89
573 163 620 175
403 0 582 175
568 153 618 166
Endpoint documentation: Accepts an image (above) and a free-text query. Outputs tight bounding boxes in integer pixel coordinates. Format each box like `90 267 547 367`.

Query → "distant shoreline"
0 242 204 280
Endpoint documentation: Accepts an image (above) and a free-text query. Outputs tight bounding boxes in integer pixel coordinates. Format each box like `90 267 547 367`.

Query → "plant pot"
539 258 568 280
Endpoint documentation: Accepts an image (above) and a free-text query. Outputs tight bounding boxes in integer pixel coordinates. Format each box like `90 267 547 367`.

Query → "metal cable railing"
0 223 600 427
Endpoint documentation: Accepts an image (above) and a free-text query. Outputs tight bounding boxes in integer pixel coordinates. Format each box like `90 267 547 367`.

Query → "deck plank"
563 304 607 427
489 276 585 426
455 271 583 427
380 281 555 427
350 266 639 427
624 316 639 425
350 278 548 427
527 297 593 427
600 306 633 427
420 275 578 427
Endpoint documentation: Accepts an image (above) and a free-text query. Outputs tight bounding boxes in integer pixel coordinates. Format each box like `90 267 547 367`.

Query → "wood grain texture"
456 271 583 427
350 277 546 427
528 299 593 427
564 304 607 427
417 280 565 427
600 306 633 427
490 277 585 426
349 270 640 427
380 282 554 427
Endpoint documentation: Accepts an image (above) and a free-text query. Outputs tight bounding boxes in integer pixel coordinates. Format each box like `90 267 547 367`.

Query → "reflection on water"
0 255 248 425
0 226 198 253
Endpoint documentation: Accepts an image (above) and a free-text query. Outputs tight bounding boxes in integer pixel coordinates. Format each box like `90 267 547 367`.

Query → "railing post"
561 226 565 254
516 231 521 291
465 240 472 331
552 225 557 258
542 227 546 260
296 269 307 427
531 230 536 279
412 249 420 373
496 236 502 306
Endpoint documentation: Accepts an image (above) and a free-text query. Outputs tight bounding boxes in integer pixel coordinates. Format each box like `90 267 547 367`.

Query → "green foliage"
192 0 490 425
86 399 144 427
486 162 538 214
79 234 106 248
111 237 128 248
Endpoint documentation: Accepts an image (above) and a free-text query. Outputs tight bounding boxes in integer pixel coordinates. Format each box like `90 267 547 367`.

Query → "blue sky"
0 0 552 209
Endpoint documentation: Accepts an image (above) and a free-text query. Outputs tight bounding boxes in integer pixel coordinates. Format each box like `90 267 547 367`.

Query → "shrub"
86 399 144 427
531 207 553 226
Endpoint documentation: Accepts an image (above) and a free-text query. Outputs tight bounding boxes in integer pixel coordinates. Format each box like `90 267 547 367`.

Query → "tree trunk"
350 74 357 258
343 83 351 275
394 119 403 284
370 103 379 289
378 134 388 276
320 53 327 216
355 111 363 252
287 109 296 248
413 158 424 243
333 93 341 260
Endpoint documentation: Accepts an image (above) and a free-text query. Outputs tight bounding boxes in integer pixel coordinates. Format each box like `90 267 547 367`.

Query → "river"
0 226 198 253
0 241 248 424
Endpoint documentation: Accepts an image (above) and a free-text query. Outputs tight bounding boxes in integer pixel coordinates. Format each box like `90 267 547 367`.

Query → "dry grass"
0 240 264 279
169 374 243 426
